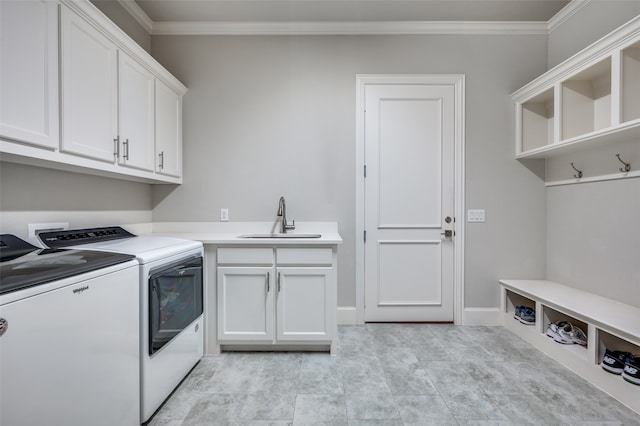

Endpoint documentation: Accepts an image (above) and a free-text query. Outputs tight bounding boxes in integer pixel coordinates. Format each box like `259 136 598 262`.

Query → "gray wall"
149 34 549 308
90 0 151 53
548 0 640 67
545 4 640 308
0 162 152 240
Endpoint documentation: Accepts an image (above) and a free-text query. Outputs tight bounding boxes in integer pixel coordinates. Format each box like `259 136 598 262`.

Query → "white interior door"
364 82 456 322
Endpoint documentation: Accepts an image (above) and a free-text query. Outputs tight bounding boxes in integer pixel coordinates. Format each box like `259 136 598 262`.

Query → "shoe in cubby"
601 349 632 375
622 355 640 386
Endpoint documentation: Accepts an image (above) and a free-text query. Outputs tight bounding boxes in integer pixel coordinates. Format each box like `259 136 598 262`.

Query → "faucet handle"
285 220 296 230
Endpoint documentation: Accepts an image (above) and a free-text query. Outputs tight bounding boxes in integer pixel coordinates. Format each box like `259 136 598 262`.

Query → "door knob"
441 230 454 238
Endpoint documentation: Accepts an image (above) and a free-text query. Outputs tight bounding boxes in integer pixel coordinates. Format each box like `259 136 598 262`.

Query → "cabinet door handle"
277 272 281 292
266 272 270 292
123 139 129 160
159 151 164 169
113 136 120 159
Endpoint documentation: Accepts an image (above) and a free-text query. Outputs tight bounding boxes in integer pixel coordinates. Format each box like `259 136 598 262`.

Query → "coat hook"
570 162 583 179
616 154 631 173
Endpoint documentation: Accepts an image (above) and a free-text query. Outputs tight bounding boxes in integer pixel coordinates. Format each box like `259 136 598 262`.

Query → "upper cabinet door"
60 5 117 162
0 1 59 149
118 51 155 171
155 79 182 178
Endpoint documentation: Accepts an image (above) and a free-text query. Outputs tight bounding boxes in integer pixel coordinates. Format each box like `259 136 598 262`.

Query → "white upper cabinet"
155 79 183 178
118 51 155 172
0 1 59 149
60 5 118 162
0 0 186 184
512 16 640 160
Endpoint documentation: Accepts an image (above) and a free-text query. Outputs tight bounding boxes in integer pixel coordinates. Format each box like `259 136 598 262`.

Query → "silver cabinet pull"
266 272 270 292
123 139 129 160
113 136 119 159
277 272 281 292
159 151 164 169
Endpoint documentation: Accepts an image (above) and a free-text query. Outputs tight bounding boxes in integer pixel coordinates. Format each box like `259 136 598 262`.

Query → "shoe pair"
545 320 587 346
601 349 640 385
514 305 535 325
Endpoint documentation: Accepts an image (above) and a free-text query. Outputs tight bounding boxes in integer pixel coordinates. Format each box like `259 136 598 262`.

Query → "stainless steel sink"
238 233 322 239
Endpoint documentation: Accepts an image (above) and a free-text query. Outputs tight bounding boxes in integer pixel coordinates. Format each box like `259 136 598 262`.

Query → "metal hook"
616 154 631 173
570 162 583 179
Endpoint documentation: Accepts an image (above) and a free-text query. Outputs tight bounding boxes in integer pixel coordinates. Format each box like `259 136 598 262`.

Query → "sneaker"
601 349 632 375
622 355 640 386
518 307 536 325
514 305 523 320
553 322 587 346
546 321 569 339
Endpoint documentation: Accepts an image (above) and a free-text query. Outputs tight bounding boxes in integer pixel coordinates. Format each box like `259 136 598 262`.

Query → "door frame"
355 74 466 325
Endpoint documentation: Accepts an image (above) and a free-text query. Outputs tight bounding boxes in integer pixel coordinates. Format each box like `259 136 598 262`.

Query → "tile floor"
147 324 640 425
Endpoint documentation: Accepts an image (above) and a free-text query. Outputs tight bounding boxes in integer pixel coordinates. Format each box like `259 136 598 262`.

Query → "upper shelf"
512 15 640 160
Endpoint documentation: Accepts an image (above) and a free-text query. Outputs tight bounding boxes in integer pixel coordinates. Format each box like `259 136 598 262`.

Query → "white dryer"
40 227 205 423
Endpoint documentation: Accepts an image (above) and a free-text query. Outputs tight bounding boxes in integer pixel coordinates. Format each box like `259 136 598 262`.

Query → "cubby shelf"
500 279 640 415
512 15 640 163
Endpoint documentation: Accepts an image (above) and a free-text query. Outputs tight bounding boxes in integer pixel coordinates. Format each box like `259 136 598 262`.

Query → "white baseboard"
462 307 502 326
337 306 357 325
337 306 502 326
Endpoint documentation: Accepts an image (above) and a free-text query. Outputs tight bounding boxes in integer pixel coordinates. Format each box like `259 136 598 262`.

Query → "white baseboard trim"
337 306 357 325
337 306 502 326
462 307 502 326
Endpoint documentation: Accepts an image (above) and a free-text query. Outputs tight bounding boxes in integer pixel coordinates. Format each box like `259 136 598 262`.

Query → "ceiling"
132 0 571 23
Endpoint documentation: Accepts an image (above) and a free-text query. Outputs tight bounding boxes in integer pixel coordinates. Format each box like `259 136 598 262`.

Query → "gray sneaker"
553 322 587 346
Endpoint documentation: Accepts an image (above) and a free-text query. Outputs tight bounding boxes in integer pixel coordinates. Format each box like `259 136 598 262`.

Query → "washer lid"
0 234 135 295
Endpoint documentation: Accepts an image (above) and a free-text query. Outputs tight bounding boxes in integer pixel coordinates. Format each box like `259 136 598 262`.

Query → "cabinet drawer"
276 248 332 265
217 247 273 265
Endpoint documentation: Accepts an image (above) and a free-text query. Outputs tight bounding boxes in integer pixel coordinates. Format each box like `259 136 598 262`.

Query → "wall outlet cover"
220 208 229 222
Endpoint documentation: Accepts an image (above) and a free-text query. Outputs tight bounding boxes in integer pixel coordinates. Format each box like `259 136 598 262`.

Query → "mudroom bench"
499 279 640 414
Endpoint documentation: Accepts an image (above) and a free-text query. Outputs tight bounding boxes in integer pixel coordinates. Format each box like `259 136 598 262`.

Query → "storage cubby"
622 41 640 123
512 16 640 176
597 329 640 366
561 58 612 140
503 289 535 321
541 305 589 358
520 88 555 153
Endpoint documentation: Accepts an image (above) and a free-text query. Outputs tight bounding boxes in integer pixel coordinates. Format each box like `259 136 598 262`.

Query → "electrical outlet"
467 209 485 223
220 208 229 222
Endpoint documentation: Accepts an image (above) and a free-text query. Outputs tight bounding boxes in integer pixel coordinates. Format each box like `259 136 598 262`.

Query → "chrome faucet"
277 196 295 233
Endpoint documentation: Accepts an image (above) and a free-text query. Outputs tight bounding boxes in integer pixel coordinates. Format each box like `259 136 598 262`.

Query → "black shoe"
601 349 631 375
622 355 640 385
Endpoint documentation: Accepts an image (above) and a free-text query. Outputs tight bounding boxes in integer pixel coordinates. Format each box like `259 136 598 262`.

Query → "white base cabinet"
216 246 336 353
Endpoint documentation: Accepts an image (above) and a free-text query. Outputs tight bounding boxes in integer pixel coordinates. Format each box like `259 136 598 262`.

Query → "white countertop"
126 221 342 245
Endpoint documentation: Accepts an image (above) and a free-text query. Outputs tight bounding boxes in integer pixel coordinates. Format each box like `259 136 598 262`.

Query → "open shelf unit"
500 279 640 415
512 16 640 162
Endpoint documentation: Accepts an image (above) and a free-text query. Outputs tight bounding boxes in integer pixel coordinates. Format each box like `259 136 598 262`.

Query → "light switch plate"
467 209 485 223
220 208 229 222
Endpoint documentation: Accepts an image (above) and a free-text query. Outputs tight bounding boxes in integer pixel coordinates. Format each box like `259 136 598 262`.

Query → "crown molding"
547 0 591 33
151 20 548 36
116 0 587 36
117 0 153 33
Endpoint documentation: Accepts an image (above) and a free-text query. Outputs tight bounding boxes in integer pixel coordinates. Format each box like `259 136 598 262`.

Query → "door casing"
355 74 466 325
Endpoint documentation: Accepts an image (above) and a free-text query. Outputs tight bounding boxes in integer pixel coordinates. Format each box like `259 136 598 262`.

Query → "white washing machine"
40 227 205 423
0 234 140 426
